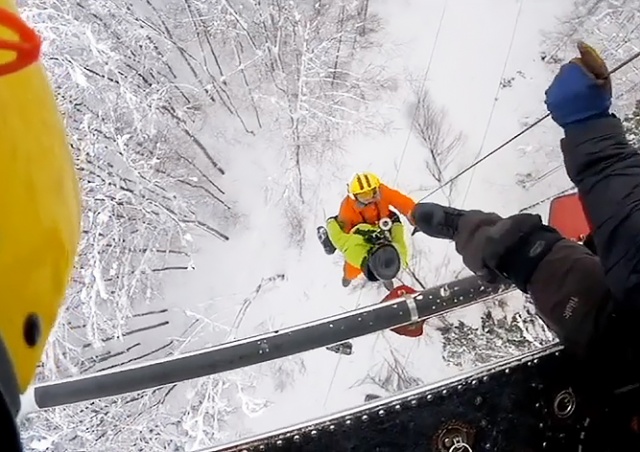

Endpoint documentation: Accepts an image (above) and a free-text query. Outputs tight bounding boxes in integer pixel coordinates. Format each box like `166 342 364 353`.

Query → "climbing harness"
378 217 393 231
352 216 394 247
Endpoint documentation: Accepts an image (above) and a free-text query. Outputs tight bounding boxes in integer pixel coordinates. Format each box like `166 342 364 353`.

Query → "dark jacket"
455 211 613 357
454 115 640 366
562 115 640 308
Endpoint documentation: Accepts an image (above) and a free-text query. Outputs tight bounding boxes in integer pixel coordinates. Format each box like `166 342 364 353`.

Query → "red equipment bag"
548 192 592 242
381 285 425 338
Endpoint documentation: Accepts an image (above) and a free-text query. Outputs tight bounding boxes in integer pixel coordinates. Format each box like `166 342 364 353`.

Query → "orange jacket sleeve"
337 197 360 232
379 184 416 219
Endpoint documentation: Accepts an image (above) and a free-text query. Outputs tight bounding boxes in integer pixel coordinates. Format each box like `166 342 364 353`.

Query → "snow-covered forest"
16 0 640 450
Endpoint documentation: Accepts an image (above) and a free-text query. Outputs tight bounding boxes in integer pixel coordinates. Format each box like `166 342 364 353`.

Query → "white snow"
24 0 640 449
158 0 577 445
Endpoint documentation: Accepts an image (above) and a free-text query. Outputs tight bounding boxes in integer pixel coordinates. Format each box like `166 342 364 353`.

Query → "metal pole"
27 275 514 412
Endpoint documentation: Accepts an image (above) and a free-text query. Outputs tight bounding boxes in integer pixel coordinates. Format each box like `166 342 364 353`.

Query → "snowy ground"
22 0 592 449
170 0 578 445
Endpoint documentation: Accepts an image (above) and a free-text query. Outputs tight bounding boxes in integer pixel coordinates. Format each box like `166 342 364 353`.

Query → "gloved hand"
544 41 612 128
483 214 563 292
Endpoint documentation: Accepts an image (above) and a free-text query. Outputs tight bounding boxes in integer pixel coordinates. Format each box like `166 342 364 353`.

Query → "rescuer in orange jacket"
334 172 416 287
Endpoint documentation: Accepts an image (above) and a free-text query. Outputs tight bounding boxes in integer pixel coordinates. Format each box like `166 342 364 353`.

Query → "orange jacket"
337 183 416 232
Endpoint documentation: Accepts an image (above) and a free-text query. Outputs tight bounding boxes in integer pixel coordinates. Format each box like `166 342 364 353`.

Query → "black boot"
317 226 336 255
382 280 395 291
412 202 467 240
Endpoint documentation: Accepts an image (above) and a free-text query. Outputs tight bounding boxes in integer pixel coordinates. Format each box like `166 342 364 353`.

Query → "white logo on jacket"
564 297 579 319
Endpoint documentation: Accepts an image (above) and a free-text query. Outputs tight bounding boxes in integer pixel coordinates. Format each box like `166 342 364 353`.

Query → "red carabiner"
0 7 41 77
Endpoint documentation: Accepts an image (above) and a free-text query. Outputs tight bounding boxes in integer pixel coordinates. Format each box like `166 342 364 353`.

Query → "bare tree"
539 0 640 112
267 355 307 394
22 315 272 451
214 0 391 242
527 1 640 202
17 0 396 448
226 274 285 342
354 343 424 394
410 85 464 203
623 99 640 146
18 0 262 449
436 297 556 368
20 0 233 380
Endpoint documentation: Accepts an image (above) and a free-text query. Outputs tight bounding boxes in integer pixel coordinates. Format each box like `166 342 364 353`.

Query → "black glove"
483 214 563 292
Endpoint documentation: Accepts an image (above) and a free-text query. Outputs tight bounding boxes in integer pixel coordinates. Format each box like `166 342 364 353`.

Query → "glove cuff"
494 225 563 293
562 112 614 130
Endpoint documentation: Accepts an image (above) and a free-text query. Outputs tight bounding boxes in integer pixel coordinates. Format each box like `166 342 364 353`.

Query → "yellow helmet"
0 2 81 428
348 172 381 196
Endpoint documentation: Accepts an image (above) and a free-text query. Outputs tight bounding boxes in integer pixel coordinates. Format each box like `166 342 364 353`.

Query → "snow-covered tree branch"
19 0 389 449
212 0 391 241
623 99 640 146
540 0 640 112
410 86 464 203
436 297 556 369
